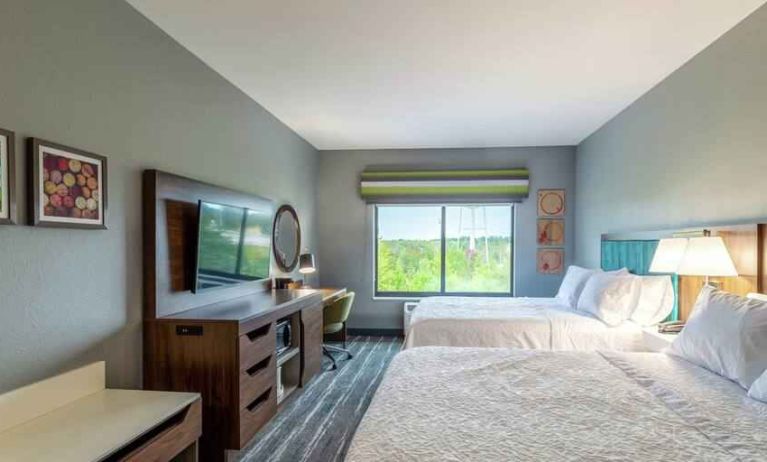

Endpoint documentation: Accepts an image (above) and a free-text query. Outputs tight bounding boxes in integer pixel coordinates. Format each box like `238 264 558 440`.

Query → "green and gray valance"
359 168 529 203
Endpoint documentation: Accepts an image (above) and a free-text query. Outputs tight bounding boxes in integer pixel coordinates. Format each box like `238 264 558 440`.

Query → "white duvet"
405 297 644 351
347 347 767 461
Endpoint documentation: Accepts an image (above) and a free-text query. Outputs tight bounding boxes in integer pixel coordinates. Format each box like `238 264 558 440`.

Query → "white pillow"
576 273 640 327
748 369 767 402
668 286 767 389
630 275 675 326
556 266 599 308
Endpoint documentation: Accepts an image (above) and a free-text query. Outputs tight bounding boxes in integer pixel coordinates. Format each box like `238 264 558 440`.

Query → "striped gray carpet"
236 336 402 462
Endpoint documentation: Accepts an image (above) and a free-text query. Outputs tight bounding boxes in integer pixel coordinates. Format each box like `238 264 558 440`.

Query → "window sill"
372 296 422 301
373 293 513 300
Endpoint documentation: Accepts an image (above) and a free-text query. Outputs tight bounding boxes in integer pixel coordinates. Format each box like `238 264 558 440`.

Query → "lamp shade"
676 237 738 277
298 253 316 274
649 238 689 273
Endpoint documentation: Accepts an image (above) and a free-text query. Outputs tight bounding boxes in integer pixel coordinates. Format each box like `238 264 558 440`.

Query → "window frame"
374 203 515 298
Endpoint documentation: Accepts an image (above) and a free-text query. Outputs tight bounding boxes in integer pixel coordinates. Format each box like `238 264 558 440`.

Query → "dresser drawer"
239 354 276 410
238 387 277 449
239 322 275 371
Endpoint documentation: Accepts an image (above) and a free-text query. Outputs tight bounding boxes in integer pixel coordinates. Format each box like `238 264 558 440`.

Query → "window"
375 204 513 296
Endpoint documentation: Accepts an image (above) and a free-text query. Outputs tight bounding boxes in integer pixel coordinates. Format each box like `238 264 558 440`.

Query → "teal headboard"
600 240 679 321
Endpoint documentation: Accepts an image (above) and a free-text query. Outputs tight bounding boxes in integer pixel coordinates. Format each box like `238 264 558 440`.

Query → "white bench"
0 362 201 461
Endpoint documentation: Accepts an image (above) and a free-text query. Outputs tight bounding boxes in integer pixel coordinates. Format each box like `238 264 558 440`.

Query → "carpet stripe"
236 336 400 462
241 336 374 459
325 339 400 461
268 337 383 461
298 338 396 461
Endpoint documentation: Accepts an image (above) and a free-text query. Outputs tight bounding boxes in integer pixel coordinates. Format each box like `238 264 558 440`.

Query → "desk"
301 288 349 343
0 362 201 462
319 288 348 306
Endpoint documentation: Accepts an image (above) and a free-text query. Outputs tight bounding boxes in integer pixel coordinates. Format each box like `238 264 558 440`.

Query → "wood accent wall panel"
143 170 274 320
676 224 764 320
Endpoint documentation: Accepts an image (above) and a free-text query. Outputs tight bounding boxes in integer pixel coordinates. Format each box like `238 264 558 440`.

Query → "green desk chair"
323 292 355 370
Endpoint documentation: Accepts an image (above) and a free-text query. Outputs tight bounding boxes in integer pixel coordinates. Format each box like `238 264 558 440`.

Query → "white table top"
0 389 198 462
642 326 678 352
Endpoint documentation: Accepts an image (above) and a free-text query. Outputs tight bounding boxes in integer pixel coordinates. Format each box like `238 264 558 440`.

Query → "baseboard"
348 328 404 337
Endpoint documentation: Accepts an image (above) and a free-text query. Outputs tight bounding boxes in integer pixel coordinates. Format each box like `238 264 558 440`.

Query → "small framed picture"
537 189 565 217
537 219 564 246
537 248 564 274
0 128 16 225
29 138 107 229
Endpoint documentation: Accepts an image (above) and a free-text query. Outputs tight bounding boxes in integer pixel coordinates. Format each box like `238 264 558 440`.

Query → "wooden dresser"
142 170 325 460
144 290 322 461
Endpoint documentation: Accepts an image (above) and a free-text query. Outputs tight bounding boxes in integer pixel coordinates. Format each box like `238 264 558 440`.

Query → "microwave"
276 319 292 355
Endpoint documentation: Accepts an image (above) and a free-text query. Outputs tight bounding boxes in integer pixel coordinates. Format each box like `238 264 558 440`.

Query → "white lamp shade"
677 237 738 277
649 238 688 273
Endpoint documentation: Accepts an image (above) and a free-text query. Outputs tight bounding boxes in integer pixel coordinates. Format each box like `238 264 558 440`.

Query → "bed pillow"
556 266 600 308
576 273 640 327
748 369 767 402
668 286 767 389
630 275 675 326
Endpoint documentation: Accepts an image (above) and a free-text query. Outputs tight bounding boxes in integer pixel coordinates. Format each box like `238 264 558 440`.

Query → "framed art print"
537 219 564 246
537 248 564 274
29 138 107 229
0 127 16 225
537 189 565 217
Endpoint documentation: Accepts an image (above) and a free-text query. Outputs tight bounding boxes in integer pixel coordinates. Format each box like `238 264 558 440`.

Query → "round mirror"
273 205 301 272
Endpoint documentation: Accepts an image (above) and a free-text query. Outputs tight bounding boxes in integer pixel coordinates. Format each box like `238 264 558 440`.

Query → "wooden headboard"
602 222 767 321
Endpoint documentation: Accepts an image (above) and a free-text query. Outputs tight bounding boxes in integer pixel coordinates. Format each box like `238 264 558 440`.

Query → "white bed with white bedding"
404 265 676 351
346 346 767 461
404 296 645 351
350 287 767 462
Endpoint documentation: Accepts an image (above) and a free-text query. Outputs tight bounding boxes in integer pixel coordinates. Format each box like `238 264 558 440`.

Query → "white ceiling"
127 0 765 150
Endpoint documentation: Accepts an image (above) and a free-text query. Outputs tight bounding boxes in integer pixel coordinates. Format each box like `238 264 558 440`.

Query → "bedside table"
642 327 678 352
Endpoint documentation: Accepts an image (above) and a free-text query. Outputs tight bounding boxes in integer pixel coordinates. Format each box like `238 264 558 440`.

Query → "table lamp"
649 237 689 273
299 252 316 287
299 253 316 274
676 236 738 286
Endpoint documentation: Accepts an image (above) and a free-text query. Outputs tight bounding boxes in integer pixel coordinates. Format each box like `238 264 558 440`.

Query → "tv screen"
194 201 272 292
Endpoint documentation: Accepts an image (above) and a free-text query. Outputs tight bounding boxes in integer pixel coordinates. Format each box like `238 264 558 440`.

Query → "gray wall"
0 0 318 393
318 147 575 330
575 4 767 268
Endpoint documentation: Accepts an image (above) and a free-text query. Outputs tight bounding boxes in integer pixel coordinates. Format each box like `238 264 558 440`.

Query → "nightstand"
642 327 678 352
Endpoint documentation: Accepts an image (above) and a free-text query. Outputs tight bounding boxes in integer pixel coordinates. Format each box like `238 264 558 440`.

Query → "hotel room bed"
404 296 645 351
346 346 767 462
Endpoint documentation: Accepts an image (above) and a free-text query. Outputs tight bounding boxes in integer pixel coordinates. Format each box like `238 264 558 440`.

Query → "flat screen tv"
194 200 273 292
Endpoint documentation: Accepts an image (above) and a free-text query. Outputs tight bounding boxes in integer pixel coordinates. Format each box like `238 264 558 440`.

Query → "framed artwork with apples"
29 138 107 229
0 127 15 225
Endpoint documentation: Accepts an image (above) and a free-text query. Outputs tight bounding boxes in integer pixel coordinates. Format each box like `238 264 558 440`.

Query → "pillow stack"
556 265 675 327
630 275 675 326
668 286 767 391
556 266 601 309
577 272 640 326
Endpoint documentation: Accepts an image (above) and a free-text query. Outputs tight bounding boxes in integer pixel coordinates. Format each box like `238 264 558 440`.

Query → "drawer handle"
246 388 271 413
246 355 271 377
245 324 271 342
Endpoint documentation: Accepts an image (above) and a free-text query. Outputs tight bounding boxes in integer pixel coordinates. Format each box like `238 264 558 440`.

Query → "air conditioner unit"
403 302 419 333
